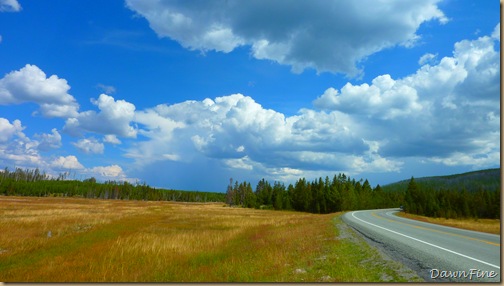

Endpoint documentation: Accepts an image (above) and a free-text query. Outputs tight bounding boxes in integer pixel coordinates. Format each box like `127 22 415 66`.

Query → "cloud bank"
125 0 447 76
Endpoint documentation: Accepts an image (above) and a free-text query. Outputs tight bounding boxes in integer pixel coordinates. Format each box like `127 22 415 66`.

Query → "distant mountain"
382 168 501 193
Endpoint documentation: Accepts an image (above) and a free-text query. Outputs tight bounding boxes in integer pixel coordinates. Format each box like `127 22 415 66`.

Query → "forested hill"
380 168 500 219
381 168 500 193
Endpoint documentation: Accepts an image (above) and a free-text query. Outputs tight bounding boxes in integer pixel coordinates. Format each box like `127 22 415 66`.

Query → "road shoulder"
334 214 424 282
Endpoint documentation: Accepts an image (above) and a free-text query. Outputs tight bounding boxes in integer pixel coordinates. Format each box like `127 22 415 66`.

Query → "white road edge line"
350 211 500 270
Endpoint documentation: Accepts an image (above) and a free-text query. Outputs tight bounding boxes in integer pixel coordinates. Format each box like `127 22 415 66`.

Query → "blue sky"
0 0 500 192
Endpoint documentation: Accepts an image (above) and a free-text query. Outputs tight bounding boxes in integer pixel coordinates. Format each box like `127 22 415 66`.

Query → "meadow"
0 196 421 282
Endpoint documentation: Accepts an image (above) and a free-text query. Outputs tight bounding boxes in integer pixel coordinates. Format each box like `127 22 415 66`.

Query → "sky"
0 0 500 192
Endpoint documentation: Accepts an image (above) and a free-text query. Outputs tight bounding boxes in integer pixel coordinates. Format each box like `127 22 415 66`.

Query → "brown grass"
0 197 332 282
397 212 500 235
0 196 421 282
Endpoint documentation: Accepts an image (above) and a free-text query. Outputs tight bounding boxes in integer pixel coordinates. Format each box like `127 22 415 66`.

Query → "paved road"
342 208 501 282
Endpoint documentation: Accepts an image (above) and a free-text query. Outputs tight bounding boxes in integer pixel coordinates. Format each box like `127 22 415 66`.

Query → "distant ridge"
382 168 500 193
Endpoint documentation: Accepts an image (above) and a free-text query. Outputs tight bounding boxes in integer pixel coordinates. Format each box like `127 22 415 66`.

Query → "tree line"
226 174 402 213
0 167 225 203
227 174 500 219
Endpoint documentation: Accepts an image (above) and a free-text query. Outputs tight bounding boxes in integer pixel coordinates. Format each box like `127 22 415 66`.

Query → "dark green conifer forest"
0 167 225 203
226 170 500 219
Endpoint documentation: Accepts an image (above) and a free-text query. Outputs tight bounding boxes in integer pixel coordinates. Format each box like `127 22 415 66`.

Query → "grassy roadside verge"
308 215 423 282
0 196 422 282
396 212 500 235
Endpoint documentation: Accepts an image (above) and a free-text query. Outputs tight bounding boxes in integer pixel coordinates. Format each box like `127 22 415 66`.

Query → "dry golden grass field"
0 196 424 282
397 212 500 235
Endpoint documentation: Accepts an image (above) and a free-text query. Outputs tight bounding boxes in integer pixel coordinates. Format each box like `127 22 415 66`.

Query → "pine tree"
226 178 234 206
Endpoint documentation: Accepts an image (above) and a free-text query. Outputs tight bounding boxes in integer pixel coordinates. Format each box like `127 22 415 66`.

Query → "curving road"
342 208 501 282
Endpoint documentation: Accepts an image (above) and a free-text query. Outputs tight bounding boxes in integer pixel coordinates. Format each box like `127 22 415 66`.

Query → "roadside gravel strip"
342 209 501 282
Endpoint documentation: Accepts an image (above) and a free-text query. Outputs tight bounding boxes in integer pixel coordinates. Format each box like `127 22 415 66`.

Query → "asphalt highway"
342 208 501 282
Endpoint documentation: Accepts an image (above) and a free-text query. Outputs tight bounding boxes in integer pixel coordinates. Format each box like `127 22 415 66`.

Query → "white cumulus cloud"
35 128 62 151
313 74 423 120
0 118 135 183
88 165 130 181
51 155 84 170
63 93 136 138
0 117 22 142
418 53 438 65
0 64 79 117
72 138 105 154
0 0 21 12
126 93 385 178
125 0 447 76
0 118 45 168
491 23 500 41
103 134 121 145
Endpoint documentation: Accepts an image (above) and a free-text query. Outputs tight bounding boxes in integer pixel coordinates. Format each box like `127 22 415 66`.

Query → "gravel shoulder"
334 214 424 282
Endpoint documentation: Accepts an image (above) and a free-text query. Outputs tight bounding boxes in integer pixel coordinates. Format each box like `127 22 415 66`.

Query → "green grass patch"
278 215 424 282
